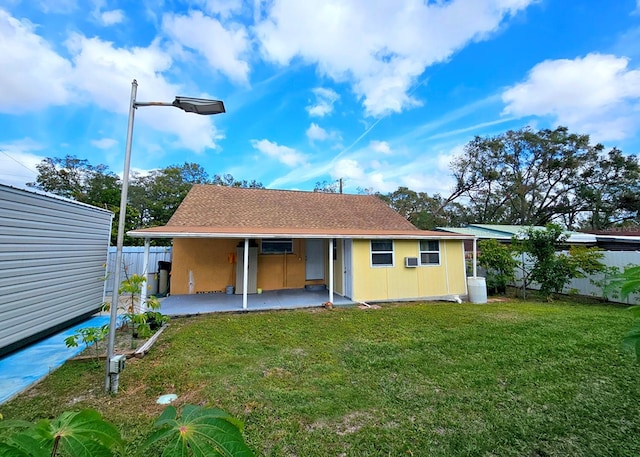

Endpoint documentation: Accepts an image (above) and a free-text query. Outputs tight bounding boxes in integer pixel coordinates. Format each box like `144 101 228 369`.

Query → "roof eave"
127 229 475 240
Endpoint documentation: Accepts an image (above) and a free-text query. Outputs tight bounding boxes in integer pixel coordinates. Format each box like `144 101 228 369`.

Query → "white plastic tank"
467 277 487 304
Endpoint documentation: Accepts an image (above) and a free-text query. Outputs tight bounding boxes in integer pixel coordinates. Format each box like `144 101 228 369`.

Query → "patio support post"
242 238 249 310
140 238 150 313
328 238 334 304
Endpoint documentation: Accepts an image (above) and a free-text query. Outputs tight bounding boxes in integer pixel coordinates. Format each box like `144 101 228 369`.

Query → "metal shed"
0 184 113 357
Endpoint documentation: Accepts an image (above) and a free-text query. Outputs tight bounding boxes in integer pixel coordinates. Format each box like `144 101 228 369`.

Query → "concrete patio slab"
159 288 354 316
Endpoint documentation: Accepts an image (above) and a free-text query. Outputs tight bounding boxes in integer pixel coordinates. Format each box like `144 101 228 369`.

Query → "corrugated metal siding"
105 246 172 294
0 185 113 356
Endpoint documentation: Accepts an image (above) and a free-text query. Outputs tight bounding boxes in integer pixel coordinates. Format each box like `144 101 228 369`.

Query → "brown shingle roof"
129 185 471 239
169 185 416 230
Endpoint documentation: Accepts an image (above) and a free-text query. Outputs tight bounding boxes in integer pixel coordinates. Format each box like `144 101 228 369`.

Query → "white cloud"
306 122 341 143
201 0 244 18
369 140 391 154
502 53 640 141
306 123 328 142
0 9 72 113
91 138 118 149
162 10 250 83
306 87 339 117
0 139 46 188
99 9 124 26
251 139 307 167
66 33 225 152
256 0 535 117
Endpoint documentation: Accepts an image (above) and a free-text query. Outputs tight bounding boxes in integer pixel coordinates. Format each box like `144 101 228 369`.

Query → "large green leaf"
143 405 254 457
36 409 122 456
0 433 48 457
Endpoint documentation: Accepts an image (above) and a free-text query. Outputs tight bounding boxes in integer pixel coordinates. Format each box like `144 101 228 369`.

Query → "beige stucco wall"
171 238 309 295
350 239 467 302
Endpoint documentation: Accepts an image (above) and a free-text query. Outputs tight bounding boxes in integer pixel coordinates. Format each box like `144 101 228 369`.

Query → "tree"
129 162 211 228
449 127 640 228
512 224 605 301
212 173 264 189
478 239 519 295
573 148 640 229
27 155 120 208
313 180 339 193
378 186 469 229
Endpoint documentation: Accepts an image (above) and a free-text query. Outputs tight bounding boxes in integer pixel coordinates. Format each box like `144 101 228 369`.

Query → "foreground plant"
0 405 254 457
611 265 640 360
143 404 255 457
0 409 122 457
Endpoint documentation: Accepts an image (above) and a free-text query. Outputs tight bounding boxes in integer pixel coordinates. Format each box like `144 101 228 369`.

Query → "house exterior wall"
0 185 113 357
171 238 309 294
350 239 467 302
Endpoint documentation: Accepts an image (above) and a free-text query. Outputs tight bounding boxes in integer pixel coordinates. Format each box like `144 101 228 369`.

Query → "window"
261 238 293 254
420 240 440 265
371 239 393 266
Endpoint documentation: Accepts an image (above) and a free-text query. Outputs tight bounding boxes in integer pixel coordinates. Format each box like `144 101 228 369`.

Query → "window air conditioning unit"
404 257 419 268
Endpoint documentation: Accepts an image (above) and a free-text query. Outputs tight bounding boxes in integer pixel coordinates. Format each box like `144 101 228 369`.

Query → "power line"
0 149 38 177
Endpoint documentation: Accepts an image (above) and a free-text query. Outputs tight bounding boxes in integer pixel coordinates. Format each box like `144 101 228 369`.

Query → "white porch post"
472 237 477 278
328 238 334 303
140 238 150 313
243 238 249 310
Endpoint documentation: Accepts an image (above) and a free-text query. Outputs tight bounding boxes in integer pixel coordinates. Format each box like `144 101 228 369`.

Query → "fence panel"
105 246 172 294
511 250 640 304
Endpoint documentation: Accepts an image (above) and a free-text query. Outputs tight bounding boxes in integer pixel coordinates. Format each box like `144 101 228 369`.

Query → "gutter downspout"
473 237 477 278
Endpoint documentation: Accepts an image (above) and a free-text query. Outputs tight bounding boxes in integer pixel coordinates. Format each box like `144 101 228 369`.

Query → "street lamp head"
173 96 226 115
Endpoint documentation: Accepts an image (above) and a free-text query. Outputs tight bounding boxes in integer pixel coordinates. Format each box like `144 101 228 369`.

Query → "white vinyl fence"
512 250 640 305
105 246 172 294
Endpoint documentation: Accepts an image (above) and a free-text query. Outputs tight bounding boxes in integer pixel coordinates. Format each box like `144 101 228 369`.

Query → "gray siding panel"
0 185 113 355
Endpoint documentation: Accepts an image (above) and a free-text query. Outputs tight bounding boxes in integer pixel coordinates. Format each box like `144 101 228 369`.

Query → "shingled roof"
128 185 470 239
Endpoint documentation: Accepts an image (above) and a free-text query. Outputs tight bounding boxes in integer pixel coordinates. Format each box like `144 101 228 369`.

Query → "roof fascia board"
127 231 475 240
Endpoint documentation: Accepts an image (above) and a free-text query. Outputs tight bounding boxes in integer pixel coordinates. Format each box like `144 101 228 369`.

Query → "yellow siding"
351 239 467 302
172 238 307 295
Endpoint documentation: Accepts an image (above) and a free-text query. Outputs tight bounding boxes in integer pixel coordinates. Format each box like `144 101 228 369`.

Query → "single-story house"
128 185 473 308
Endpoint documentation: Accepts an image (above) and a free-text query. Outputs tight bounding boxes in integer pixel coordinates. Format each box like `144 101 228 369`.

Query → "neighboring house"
437 223 640 303
437 224 640 251
128 185 472 307
0 184 113 357
436 224 598 248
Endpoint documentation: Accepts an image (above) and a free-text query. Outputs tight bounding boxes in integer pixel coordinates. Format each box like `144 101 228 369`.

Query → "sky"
1 0 640 196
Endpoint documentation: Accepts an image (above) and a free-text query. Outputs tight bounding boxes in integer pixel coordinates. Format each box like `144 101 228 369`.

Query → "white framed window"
419 240 440 265
371 239 394 266
261 238 293 254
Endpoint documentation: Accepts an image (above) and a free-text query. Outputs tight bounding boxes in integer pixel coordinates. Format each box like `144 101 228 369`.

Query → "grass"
1 299 639 456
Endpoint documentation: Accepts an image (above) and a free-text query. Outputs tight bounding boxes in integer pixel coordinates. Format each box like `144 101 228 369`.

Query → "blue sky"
1 0 640 195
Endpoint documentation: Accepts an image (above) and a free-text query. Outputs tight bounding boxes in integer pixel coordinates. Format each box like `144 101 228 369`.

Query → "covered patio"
158 288 354 316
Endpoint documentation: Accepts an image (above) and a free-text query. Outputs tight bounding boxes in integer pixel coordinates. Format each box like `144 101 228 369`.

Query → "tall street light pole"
105 79 225 393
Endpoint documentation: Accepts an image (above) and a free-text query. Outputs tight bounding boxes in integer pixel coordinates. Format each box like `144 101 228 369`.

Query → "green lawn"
2 300 639 456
